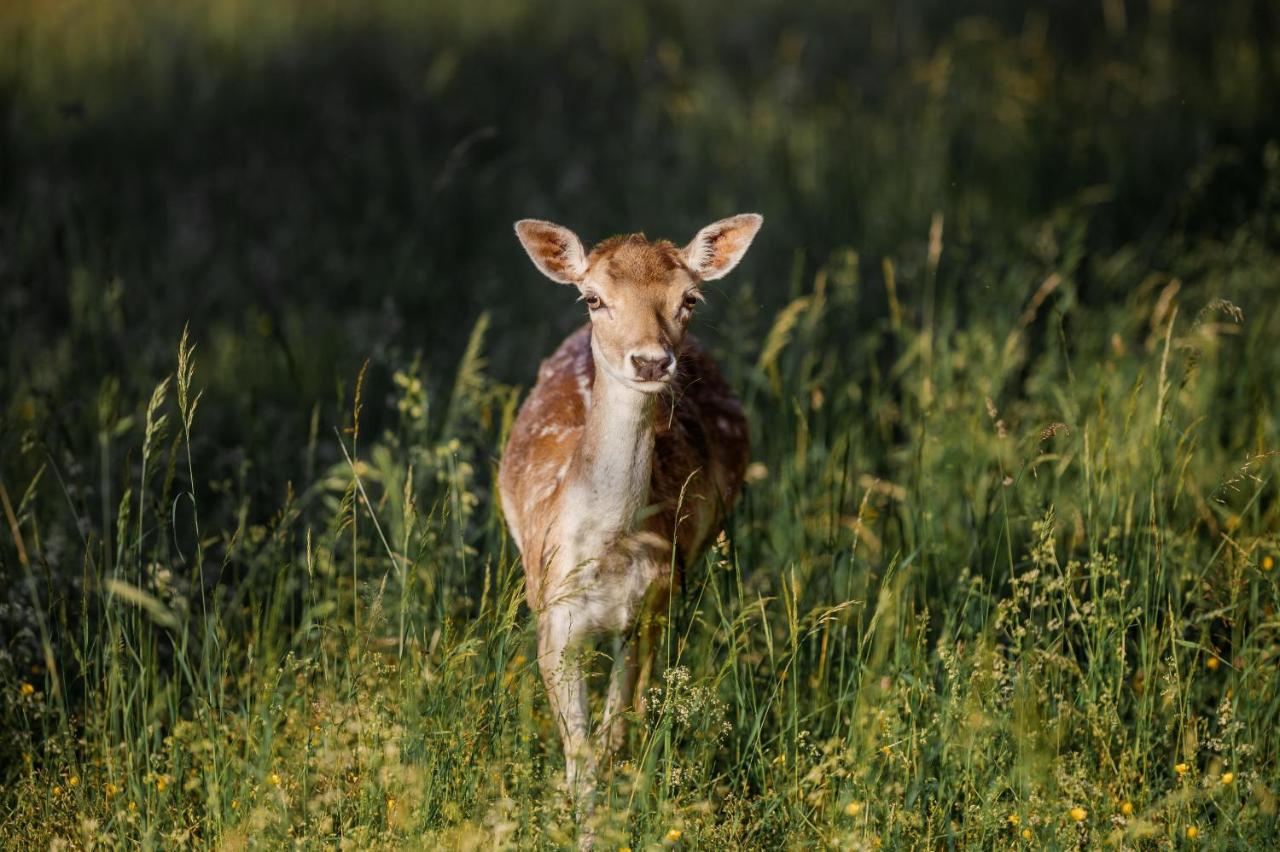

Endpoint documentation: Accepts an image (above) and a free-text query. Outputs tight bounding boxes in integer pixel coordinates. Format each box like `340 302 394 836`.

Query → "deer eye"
584 293 604 310
681 293 700 311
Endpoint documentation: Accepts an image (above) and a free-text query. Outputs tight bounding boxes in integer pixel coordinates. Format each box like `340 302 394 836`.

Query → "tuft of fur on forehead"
589 233 688 284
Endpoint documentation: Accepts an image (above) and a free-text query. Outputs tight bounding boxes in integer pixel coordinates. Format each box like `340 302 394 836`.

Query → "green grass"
3 1 1280 849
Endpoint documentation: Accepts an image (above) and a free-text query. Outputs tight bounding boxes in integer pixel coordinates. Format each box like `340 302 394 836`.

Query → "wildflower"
53 786 62 796
1120 801 1133 816
1007 814 1020 826
230 799 239 810
156 776 166 792
1187 826 1199 839
664 828 682 843
19 683 34 696
1175 763 1189 776
68 776 79 788
128 800 137 812
619 847 632 852
844 801 862 816
1206 656 1219 671
1021 828 1032 841
386 796 396 818
269 772 281 787
1263 555 1274 571
1069 806 1087 822
105 782 119 798
1221 772 1234 785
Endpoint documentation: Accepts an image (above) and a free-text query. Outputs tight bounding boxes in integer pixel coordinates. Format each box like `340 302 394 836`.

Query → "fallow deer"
499 215 760 812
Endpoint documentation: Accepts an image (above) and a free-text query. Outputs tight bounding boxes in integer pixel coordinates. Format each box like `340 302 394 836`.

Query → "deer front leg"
632 584 671 717
537 606 595 802
598 634 639 757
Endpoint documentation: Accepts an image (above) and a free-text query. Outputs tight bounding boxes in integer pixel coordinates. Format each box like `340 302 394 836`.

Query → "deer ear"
514 219 588 284
682 213 763 281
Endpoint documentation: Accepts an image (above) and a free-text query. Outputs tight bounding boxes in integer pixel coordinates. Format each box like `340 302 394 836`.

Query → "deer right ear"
682 213 763 281
514 219 588 284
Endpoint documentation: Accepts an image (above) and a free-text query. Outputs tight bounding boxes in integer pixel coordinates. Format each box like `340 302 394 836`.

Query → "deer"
499 214 761 819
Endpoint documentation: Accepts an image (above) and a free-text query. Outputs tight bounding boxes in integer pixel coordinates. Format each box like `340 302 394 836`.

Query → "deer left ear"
682 213 763 281
514 219 588 284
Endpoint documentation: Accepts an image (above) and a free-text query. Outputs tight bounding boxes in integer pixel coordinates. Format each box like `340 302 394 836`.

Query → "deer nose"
630 351 674 382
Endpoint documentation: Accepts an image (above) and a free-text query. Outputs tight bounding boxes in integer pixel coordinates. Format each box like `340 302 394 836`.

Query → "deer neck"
564 337 657 543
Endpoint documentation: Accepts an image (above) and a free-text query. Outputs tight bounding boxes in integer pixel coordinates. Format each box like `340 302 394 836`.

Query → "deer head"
515 214 763 391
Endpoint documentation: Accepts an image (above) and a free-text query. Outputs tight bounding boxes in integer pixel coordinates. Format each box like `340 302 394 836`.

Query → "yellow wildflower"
1262 555 1274 571
1206 656 1219 670
269 772 282 787
1187 826 1199 839
844 801 862 816
104 782 119 797
1021 828 1032 841
68 776 79 788
156 777 166 792
1120 801 1134 816
128 800 137 812
1007 813 1020 826
664 828 682 843
1069 806 1087 822
53 786 62 796
19 683 34 696
1221 772 1234 785
1175 763 1189 776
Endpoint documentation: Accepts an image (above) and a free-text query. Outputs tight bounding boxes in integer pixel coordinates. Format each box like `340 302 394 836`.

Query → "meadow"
2 1 1279 848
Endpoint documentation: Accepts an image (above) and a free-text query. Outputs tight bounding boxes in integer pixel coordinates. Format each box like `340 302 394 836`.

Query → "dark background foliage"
5 2 1277 485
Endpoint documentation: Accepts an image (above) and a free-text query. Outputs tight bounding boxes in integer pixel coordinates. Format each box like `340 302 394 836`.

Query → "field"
2 1 1280 848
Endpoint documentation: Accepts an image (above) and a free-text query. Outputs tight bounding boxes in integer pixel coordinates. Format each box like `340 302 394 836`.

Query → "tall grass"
4 237 1279 847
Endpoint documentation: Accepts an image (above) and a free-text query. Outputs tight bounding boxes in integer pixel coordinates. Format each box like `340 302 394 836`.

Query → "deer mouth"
628 376 674 393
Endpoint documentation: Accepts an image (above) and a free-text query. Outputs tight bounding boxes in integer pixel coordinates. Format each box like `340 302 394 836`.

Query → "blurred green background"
5 0 1277 480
